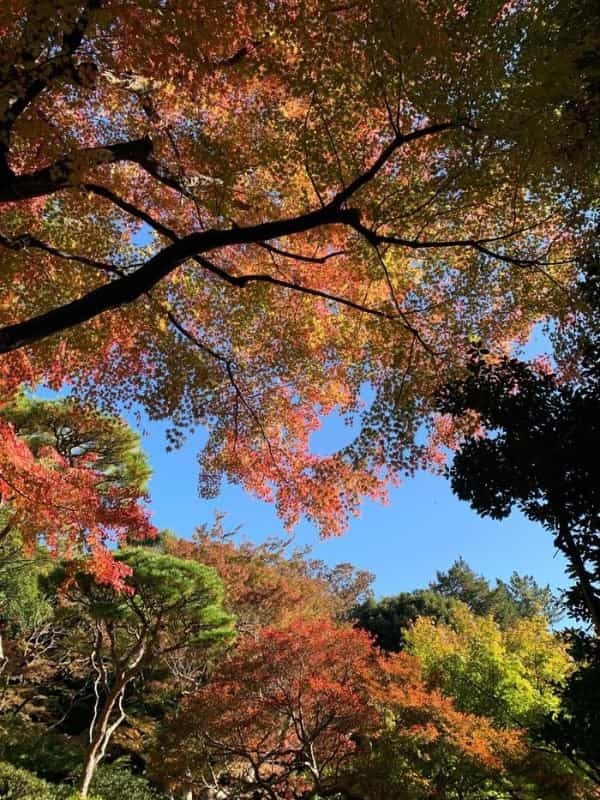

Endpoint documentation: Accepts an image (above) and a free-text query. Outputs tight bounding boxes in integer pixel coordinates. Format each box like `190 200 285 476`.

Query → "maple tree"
0 0 595 537
403 605 596 798
152 619 379 799
165 521 373 633
0 524 589 799
350 650 525 800
155 617 533 800
0 394 156 587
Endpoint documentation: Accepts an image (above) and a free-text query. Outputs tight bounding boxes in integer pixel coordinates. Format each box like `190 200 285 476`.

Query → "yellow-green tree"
405 604 572 729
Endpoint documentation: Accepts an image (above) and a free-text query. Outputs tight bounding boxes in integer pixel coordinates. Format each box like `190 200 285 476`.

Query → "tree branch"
0 0 102 168
348 215 572 268
0 230 120 274
0 204 354 351
332 121 456 207
1 138 153 203
0 120 461 351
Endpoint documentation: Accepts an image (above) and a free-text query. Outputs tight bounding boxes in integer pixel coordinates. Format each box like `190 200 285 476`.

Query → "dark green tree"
437 250 600 789
352 559 561 652
351 590 456 652
48 548 235 797
431 558 562 627
430 557 493 616
493 572 563 627
436 250 600 633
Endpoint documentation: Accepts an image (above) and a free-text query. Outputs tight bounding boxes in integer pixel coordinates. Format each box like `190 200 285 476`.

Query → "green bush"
0 760 57 799
88 764 168 800
0 750 164 799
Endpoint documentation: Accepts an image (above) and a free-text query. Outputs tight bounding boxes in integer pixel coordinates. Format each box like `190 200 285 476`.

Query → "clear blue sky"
135 405 568 600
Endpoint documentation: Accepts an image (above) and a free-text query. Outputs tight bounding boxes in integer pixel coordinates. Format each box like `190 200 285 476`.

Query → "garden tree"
430 557 493 615
304 559 375 619
351 590 456 652
0 393 156 587
151 619 380 800
1 393 151 495
47 547 235 797
352 560 561 652
405 604 572 730
437 251 600 633
0 0 595 540
494 572 565 626
0 760 58 800
154 618 532 800
0 536 54 710
404 606 593 798
431 557 563 626
0 753 171 800
165 522 374 633
348 652 526 800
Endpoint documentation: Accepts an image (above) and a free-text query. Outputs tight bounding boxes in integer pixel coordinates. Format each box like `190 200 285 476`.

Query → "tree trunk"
79 678 129 797
558 518 600 636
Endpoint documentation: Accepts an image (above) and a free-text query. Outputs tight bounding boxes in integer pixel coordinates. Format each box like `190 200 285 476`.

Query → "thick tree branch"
0 204 354 352
0 120 460 352
85 185 399 320
0 138 153 203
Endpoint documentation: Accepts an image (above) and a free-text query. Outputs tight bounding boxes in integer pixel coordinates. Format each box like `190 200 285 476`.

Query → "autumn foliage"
0 0 596 542
159 621 378 798
0 2 598 797
165 522 373 629
0 396 156 587
153 617 526 800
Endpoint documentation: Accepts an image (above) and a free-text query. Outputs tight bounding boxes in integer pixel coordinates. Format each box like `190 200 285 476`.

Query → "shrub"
0 760 57 799
88 764 167 800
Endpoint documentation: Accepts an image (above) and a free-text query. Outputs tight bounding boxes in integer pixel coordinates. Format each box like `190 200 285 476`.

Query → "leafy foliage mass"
352 557 562 651
0 0 598 540
0 483 594 799
438 251 600 633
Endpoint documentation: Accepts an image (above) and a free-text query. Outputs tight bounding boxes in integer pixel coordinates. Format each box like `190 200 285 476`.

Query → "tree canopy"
1 0 597 537
50 547 234 795
0 4 599 797
352 557 562 651
0 394 156 585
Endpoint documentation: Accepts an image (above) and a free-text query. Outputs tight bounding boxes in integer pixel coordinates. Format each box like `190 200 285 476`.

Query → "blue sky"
137 406 568 601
